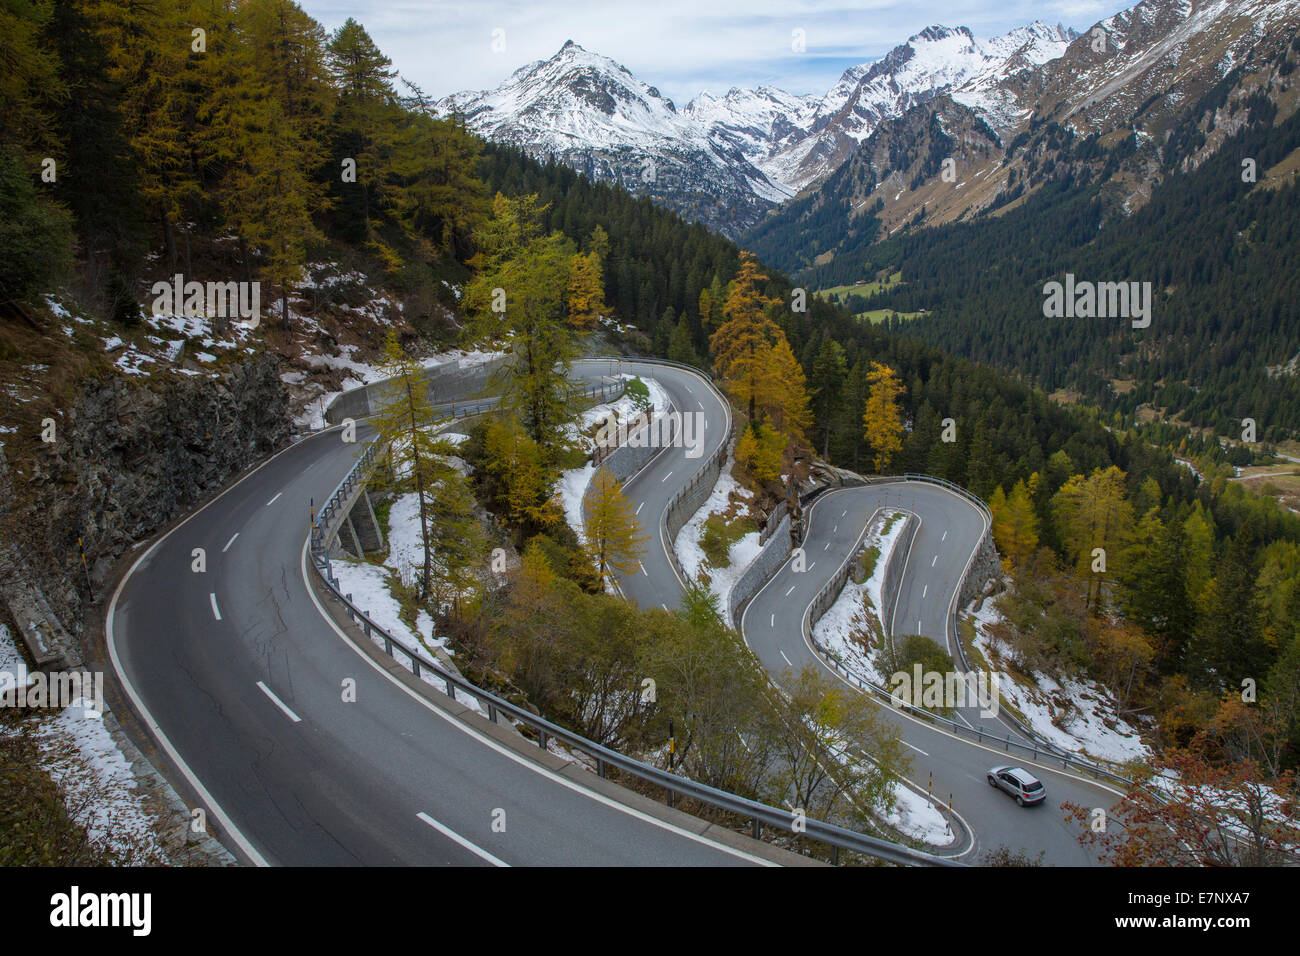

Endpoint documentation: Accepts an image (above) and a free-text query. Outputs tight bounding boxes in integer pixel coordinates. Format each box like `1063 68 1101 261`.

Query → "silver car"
988 766 1046 806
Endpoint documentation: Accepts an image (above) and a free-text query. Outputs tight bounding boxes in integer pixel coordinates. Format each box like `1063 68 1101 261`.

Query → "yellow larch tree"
861 361 905 473
709 252 782 424
585 467 647 583
565 250 606 330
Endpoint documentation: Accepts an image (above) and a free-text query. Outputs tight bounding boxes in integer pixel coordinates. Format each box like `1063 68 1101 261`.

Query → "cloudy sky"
300 0 1132 106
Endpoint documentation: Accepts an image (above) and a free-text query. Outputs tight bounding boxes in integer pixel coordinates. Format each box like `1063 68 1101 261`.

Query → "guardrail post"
751 818 761 840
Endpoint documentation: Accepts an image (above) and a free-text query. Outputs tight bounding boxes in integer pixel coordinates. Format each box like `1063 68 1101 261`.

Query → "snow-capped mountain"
436 40 786 239
681 87 820 186
437 23 1077 234
745 0 1300 274
746 22 1077 193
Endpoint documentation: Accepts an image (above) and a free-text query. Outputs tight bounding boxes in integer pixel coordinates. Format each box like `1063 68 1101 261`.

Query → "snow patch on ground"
967 598 1151 765
0 624 167 863
887 781 957 847
328 556 485 718
566 375 668 451
556 376 662 547
812 511 908 685
673 456 758 612
559 462 597 545
329 558 448 657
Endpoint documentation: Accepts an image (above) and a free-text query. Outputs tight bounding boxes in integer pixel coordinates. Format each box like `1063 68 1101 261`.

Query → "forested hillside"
2 0 486 330
4 0 1300 809
747 74 1300 442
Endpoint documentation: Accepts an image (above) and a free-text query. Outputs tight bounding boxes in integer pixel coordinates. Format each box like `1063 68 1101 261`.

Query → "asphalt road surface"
606 363 1121 865
106 364 775 866
109 356 1117 867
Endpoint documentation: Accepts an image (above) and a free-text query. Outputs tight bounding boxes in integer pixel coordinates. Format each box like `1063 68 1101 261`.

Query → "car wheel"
1016 796 1024 806
988 776 996 787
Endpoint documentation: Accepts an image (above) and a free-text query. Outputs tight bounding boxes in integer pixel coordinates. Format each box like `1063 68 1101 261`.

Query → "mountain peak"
913 24 974 44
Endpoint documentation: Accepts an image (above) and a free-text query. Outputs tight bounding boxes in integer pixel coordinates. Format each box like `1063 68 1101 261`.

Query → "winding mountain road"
602 360 1120 864
106 355 1117 866
105 361 782 867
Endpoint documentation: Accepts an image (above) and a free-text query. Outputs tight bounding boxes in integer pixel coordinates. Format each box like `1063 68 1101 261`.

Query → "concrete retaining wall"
325 355 508 424
665 436 730 543
597 412 675 486
728 513 791 630
880 512 919 636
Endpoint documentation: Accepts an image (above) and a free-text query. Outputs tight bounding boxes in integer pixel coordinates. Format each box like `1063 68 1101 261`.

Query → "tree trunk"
162 213 176 271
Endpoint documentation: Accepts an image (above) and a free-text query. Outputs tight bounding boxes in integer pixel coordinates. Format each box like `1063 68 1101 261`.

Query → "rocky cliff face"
3 355 290 638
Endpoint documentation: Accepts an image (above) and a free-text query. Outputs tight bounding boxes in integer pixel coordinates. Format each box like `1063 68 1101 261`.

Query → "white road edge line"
257 681 302 723
222 533 239 553
301 539 776 866
417 812 509 867
104 424 341 868
743 493 976 860
751 486 1124 863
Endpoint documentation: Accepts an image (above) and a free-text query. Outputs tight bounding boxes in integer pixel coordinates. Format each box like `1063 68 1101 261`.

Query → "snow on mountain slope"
436 40 786 237
436 23 1078 230
765 23 1076 192
1038 0 1300 132
441 40 700 154
679 23 1075 195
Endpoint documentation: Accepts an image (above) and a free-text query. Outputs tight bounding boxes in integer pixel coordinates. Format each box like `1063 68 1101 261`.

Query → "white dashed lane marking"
417 812 509 867
257 681 302 723
209 593 222 621
222 533 239 553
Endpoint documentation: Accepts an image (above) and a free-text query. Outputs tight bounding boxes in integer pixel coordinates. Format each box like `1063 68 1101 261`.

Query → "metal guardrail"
663 417 735 587
899 474 1132 777
797 484 1140 794
307 365 956 866
903 473 993 522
